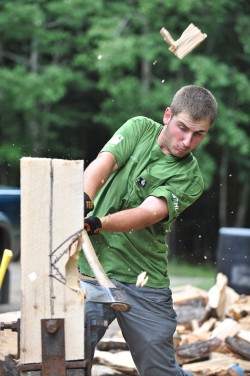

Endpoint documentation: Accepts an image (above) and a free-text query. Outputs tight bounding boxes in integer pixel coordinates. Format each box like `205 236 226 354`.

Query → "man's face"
158 107 210 158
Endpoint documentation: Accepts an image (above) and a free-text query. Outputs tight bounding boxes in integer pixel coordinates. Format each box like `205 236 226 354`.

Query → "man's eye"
179 125 187 131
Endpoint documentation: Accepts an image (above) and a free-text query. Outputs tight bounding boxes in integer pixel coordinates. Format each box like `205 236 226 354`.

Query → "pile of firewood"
92 273 250 376
1 273 250 376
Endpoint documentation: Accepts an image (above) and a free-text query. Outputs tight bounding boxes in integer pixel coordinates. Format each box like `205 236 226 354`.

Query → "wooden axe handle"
81 229 116 289
81 230 131 312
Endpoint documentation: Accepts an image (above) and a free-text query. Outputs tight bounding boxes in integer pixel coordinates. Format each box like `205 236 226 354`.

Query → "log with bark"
176 337 222 364
97 339 129 352
225 336 250 360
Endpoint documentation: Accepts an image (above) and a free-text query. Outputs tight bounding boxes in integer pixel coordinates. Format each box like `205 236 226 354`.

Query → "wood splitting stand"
0 158 92 375
0 157 131 375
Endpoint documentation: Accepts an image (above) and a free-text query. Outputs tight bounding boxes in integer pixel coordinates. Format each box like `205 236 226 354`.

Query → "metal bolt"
46 319 59 334
0 321 18 332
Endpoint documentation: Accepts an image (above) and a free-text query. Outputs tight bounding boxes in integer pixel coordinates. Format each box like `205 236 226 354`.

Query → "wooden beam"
20 158 84 365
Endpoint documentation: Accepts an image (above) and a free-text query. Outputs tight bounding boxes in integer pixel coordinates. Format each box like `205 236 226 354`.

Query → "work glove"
84 192 94 216
84 216 102 235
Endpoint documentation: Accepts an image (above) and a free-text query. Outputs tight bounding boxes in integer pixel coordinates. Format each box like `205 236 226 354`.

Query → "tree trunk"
219 147 229 227
234 182 250 227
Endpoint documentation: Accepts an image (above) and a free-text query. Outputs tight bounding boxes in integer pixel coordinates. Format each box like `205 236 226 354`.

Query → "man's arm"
84 152 119 200
100 195 168 232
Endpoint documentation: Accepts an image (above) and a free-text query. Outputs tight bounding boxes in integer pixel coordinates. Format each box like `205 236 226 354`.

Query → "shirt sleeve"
152 174 204 224
100 117 149 168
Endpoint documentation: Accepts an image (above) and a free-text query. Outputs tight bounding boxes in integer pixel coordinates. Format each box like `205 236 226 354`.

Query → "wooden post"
20 158 84 367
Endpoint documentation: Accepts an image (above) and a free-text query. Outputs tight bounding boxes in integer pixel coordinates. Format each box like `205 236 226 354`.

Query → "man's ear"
163 107 171 125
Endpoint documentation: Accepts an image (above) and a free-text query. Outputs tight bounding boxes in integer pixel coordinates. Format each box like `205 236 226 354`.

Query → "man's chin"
174 149 189 158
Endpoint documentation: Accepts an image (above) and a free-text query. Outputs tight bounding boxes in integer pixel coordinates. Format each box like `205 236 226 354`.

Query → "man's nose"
183 133 193 147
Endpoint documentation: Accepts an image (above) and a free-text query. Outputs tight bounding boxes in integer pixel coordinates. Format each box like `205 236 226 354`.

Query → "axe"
80 230 131 312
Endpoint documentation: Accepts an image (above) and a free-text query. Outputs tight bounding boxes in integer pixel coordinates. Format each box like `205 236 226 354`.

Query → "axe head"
80 280 132 312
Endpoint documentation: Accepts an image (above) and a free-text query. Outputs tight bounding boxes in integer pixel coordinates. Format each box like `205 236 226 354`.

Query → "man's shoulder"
129 115 157 123
127 116 162 132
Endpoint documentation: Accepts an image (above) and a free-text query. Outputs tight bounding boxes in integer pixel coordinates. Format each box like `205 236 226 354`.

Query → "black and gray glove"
84 216 102 235
84 192 94 216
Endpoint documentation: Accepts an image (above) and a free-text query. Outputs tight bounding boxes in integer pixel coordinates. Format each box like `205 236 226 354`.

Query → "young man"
79 85 217 376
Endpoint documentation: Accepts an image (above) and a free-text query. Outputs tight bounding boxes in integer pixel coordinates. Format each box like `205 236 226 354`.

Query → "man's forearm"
100 198 168 232
100 208 154 232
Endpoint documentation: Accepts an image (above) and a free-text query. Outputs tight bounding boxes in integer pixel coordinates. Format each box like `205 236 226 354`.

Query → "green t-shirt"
79 116 204 288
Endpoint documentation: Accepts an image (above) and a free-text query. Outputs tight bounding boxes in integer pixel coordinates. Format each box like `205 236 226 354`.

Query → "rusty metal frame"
0 316 109 376
0 318 90 375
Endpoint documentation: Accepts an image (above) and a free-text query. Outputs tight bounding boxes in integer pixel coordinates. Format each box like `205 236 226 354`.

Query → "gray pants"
81 279 192 376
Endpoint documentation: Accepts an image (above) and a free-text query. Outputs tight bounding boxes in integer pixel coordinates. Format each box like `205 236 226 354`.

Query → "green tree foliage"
0 0 249 259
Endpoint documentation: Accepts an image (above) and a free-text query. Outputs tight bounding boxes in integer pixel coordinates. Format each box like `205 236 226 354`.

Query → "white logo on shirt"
108 134 124 145
172 193 179 211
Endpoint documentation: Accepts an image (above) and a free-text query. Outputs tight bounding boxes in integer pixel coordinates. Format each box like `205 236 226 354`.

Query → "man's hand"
84 216 102 235
84 192 94 216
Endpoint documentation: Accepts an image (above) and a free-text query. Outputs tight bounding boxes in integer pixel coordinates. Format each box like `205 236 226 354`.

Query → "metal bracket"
18 318 89 375
0 317 108 375
41 318 66 375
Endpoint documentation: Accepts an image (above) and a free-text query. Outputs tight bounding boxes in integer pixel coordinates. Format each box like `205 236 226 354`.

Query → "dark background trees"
0 0 249 263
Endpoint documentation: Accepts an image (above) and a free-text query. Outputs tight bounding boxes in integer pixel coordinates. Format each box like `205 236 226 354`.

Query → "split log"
92 364 124 375
176 337 222 363
207 273 239 320
172 285 208 306
193 317 217 336
237 329 250 344
174 302 208 327
210 318 240 340
230 295 250 320
225 336 250 360
97 339 129 352
182 353 250 375
93 350 137 375
239 315 250 331
178 319 217 346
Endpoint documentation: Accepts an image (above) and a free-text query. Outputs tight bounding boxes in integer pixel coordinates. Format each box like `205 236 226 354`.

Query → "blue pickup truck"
0 187 20 304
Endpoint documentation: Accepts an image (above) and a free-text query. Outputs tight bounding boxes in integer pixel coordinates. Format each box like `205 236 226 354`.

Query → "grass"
168 259 217 291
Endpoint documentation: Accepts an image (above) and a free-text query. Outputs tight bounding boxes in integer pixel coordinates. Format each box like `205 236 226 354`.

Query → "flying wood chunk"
160 23 207 59
136 271 148 287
